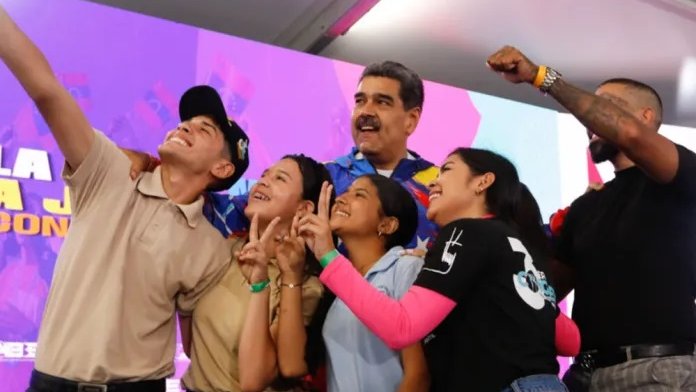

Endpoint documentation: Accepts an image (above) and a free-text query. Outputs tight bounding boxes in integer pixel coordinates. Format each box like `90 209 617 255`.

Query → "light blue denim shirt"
322 246 424 392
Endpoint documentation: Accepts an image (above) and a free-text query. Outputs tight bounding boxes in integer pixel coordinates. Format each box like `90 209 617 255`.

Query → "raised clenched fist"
486 46 539 85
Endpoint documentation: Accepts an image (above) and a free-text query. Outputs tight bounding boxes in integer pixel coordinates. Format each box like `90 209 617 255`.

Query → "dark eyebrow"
201 120 220 132
354 92 366 100
440 161 454 171
375 93 394 103
277 169 293 179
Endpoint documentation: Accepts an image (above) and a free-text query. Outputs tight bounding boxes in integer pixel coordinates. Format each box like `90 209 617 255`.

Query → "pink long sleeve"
319 255 456 349
555 312 581 356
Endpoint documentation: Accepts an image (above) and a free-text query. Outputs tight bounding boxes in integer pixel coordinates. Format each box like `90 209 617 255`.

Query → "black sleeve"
668 144 696 199
554 204 577 268
415 220 489 302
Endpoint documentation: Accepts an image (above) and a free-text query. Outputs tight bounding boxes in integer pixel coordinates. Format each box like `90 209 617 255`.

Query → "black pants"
27 370 166 392
562 364 592 392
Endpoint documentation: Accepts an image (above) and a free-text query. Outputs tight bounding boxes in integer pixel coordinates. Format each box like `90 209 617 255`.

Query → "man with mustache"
132 61 438 249
0 6 250 391
324 61 438 249
488 46 696 391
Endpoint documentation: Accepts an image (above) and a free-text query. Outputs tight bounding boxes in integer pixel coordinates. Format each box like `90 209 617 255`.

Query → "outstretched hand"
237 214 281 283
298 181 335 260
486 45 539 84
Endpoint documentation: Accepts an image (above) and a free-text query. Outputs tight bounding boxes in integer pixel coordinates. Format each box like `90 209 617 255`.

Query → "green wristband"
319 249 340 268
249 278 270 293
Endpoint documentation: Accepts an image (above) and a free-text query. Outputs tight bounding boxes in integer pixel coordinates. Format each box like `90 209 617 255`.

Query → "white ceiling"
86 0 696 126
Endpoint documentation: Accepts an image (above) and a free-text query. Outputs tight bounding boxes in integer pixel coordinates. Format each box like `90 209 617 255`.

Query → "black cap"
179 85 250 191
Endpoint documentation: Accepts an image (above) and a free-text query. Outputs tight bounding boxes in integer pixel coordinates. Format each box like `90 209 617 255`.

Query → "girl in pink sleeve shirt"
298 148 579 392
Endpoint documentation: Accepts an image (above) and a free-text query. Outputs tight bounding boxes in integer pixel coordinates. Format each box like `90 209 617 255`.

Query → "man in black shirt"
488 46 696 391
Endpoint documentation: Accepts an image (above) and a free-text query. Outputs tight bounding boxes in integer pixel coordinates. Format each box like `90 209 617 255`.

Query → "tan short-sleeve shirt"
34 131 233 382
182 253 324 392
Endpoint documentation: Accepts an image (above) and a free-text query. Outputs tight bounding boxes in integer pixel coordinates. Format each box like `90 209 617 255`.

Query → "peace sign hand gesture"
297 181 335 260
237 213 281 284
276 213 307 283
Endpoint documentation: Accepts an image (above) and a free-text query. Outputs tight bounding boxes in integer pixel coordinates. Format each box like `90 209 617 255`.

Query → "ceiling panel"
84 0 696 126
86 0 323 43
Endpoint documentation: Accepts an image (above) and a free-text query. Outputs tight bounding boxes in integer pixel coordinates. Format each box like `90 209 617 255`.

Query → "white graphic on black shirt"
508 237 556 310
423 333 436 345
423 228 463 275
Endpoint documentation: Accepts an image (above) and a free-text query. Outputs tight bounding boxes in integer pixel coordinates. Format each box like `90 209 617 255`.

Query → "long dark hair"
452 148 549 256
281 154 336 277
303 175 418 381
274 155 335 387
361 174 418 250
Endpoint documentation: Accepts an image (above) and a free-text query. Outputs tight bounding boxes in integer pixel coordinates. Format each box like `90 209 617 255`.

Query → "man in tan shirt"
0 7 249 392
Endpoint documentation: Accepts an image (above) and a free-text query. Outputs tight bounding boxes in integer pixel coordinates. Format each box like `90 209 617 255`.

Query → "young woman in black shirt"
298 148 577 391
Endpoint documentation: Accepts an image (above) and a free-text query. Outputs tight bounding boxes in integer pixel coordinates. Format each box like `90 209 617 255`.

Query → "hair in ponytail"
512 182 550 257
451 148 549 256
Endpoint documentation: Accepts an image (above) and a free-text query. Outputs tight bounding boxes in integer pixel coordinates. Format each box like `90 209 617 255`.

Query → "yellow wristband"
533 65 547 88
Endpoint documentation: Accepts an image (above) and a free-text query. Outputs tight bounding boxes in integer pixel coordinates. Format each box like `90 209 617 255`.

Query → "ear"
404 107 422 136
296 200 315 215
211 160 235 181
477 172 496 192
378 216 399 236
641 107 657 127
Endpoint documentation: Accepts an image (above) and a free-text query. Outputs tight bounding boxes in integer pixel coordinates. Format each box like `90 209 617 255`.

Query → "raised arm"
487 46 678 183
0 6 93 169
239 287 278 392
298 182 457 349
275 214 313 378
238 216 281 392
318 255 455 349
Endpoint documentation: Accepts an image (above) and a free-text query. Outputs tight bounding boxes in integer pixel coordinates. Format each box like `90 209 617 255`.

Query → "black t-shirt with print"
415 218 559 392
556 145 696 351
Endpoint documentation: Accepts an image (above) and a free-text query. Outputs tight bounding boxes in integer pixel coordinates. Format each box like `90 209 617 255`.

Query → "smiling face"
158 115 233 183
351 76 420 166
427 153 485 227
330 176 385 239
245 158 304 225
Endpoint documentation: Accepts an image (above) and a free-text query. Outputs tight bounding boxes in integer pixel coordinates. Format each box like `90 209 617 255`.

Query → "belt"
29 370 166 392
576 343 695 370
